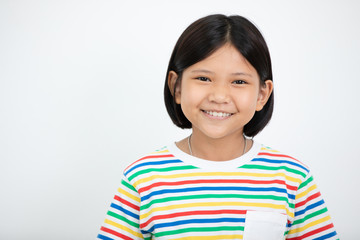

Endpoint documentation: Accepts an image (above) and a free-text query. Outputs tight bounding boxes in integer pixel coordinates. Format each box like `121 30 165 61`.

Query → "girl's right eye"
196 77 210 82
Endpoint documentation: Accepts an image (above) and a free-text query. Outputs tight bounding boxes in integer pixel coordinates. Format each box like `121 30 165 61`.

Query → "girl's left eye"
232 80 246 85
196 77 210 82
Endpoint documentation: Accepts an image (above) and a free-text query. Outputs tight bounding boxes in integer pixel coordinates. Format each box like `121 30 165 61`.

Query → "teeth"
205 111 231 117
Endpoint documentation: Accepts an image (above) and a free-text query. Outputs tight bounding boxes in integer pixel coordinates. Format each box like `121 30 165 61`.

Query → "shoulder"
122 145 178 178
254 144 311 177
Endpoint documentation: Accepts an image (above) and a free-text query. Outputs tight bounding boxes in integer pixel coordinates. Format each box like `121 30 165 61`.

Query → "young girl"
98 14 338 240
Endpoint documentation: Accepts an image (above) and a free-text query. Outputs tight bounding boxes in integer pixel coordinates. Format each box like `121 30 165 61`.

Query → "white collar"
166 141 262 170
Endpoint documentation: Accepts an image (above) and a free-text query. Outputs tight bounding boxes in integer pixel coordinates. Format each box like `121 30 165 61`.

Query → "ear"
168 71 181 104
256 80 273 111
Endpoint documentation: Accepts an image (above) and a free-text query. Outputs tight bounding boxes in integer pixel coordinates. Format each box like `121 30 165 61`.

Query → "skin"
168 44 273 161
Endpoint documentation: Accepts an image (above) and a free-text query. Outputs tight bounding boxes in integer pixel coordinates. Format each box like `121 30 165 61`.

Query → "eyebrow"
191 69 252 77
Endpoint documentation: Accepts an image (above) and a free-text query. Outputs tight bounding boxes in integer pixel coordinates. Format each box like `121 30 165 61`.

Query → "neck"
188 129 249 161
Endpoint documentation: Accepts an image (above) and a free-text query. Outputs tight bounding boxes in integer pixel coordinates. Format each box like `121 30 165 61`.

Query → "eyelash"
196 77 210 82
195 77 247 85
232 80 246 85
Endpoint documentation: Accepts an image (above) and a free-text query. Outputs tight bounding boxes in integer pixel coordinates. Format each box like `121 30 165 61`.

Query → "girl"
98 14 338 240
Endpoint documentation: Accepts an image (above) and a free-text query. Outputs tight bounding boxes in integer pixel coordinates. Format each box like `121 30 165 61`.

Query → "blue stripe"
97 234 113 240
252 158 309 172
286 221 291 228
110 203 139 219
295 199 325 217
313 231 337 240
141 186 291 201
288 193 295 200
140 229 152 235
147 217 246 232
125 159 182 175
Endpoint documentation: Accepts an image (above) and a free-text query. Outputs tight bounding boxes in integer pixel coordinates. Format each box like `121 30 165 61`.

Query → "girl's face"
169 44 273 140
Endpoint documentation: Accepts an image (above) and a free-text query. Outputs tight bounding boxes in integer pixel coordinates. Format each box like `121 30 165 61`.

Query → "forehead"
184 44 257 76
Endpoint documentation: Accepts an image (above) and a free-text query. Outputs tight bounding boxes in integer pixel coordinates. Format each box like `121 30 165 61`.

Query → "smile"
202 110 233 118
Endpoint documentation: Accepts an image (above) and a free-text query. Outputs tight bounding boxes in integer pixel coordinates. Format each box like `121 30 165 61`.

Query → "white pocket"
243 211 287 240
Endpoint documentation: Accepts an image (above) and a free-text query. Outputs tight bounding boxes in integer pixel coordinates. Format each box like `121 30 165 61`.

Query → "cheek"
179 86 205 121
181 88 200 108
180 82 202 103
235 92 259 110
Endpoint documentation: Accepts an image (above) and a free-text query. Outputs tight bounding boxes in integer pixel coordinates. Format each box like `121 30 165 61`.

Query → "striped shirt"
98 142 338 240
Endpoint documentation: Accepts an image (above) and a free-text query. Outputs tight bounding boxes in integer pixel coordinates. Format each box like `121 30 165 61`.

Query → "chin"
200 129 241 140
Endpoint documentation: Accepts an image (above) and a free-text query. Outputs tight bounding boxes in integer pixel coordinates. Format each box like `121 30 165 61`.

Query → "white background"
1 0 359 239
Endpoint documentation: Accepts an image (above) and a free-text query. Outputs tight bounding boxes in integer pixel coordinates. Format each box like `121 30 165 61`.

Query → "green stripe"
292 207 328 225
107 211 139 228
242 164 307 178
128 166 198 181
141 194 294 211
154 226 244 237
298 175 313 190
121 179 137 193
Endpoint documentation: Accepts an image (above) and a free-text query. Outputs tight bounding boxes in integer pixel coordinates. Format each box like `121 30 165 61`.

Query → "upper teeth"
205 111 231 117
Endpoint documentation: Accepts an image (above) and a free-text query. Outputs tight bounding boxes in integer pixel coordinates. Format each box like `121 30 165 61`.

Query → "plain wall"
1 0 359 239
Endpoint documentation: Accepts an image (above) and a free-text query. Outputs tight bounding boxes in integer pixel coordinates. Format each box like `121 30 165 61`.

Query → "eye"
232 80 246 85
196 77 211 82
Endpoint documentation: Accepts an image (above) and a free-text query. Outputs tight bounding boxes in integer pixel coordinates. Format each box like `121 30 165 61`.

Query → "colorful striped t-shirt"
98 142 338 240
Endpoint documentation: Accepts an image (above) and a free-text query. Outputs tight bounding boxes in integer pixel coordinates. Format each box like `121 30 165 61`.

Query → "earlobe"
256 80 273 111
167 71 181 104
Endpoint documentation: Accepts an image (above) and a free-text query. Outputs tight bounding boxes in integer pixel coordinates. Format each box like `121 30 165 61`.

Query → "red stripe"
258 152 296 159
124 154 175 172
114 195 140 211
100 226 133 240
140 209 247 228
138 179 297 194
287 223 334 240
258 152 306 165
295 192 321 208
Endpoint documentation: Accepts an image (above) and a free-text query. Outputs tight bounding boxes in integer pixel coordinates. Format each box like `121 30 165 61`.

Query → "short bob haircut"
164 14 274 137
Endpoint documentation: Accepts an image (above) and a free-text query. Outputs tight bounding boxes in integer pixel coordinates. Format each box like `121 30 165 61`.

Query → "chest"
137 173 295 239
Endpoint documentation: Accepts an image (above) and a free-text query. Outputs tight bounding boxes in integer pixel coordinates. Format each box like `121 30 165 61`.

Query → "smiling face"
168 44 273 141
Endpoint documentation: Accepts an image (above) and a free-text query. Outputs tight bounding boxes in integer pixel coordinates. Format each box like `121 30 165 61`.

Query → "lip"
201 109 234 119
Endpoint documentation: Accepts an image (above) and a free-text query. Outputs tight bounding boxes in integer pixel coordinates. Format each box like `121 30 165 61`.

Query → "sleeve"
286 172 338 240
97 174 151 240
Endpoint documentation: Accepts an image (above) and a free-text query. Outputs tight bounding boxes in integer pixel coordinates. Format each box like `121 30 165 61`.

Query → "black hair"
164 14 274 137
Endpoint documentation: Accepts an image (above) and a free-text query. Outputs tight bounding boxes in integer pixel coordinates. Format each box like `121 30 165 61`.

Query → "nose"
208 82 231 104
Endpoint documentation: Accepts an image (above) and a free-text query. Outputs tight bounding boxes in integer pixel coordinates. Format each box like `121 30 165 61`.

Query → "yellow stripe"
118 188 140 203
171 235 243 240
288 215 331 234
151 149 170 154
261 147 280 153
104 219 143 238
134 171 301 188
296 184 317 200
141 201 293 220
